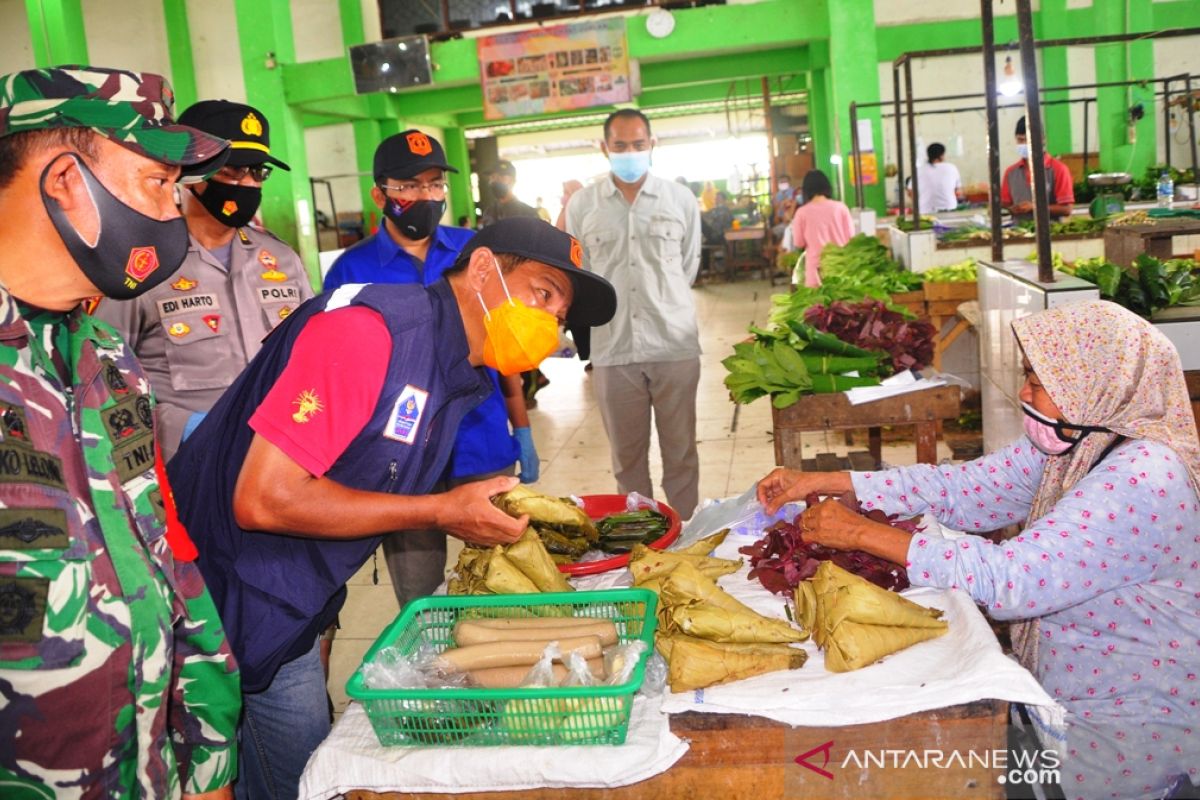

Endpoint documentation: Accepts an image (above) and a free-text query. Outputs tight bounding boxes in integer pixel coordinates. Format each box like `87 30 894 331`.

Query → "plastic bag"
639 651 668 697
625 491 660 513
562 649 600 687
676 484 804 550
361 643 470 690
519 641 563 688
603 639 649 686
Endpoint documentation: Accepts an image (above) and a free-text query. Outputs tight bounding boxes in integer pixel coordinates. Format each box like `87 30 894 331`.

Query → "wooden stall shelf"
772 385 960 468
343 699 1008 800
1103 217 1200 267
889 290 926 319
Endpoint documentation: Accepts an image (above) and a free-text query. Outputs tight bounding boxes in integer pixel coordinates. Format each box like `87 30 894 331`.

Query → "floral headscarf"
1008 299 1200 668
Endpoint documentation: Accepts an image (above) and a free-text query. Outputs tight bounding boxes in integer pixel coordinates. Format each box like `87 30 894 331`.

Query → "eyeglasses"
214 164 274 183
379 180 449 199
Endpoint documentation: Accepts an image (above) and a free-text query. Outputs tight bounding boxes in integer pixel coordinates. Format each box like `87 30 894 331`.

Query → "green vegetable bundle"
723 325 883 409
1060 254 1200 317
922 258 977 283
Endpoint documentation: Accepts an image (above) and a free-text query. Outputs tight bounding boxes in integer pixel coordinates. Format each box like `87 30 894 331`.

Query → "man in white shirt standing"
913 142 963 214
565 109 702 518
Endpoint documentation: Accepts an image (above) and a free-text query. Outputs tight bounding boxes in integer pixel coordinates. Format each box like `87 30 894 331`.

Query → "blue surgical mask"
609 151 651 183
1016 143 1030 160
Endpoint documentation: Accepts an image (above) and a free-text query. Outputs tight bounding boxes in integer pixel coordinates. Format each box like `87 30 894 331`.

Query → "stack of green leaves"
723 322 884 409
1061 254 1200 318
819 235 922 292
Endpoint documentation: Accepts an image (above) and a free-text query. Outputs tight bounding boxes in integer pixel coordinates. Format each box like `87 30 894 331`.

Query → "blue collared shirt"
325 226 519 478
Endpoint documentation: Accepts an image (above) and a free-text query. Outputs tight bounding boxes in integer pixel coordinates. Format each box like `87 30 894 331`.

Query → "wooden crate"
923 281 977 303
889 290 927 318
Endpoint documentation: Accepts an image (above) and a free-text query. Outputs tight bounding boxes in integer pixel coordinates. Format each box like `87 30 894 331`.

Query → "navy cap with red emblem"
453 216 616 328
373 129 459 181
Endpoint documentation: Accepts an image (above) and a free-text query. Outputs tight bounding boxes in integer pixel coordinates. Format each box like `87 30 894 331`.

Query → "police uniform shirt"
95 227 314 460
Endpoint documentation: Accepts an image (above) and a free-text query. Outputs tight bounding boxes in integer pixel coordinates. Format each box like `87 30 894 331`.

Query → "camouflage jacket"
0 285 240 797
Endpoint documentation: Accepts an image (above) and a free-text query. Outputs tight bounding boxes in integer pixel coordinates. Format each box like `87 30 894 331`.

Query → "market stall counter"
300 499 1057 800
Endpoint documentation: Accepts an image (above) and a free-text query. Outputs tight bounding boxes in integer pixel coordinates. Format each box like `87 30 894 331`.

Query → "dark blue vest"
169 280 492 692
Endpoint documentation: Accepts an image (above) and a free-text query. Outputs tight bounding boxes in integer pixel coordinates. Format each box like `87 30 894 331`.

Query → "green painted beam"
442 126 473 226
1152 0 1200 29
234 0 319 284
281 57 356 106
25 0 88 66
296 96 372 120
876 16 1020 63
162 0 198 110
640 48 807 91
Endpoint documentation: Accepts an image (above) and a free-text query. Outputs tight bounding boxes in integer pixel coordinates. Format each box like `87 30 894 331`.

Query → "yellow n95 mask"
478 260 560 375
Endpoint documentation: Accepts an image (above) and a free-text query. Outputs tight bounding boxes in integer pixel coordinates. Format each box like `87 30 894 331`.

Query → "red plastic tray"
557 495 681 577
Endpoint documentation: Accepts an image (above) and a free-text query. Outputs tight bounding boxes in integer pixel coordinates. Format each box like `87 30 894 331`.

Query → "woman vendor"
757 300 1199 800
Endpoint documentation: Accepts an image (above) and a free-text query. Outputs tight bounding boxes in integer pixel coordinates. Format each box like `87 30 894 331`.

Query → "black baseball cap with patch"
178 100 291 171
374 129 459 181
455 216 616 328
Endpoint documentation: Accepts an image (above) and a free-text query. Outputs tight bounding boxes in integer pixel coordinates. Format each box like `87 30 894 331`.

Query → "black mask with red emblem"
41 153 189 299
192 179 262 229
381 195 444 241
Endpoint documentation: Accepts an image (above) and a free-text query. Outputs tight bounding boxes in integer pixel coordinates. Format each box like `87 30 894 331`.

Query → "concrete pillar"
442 126 474 227
25 0 88 66
1037 0 1073 157
826 0 885 211
1093 0 1157 175
233 0 320 285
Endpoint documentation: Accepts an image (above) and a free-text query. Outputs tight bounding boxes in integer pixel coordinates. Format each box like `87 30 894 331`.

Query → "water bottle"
1157 171 1174 208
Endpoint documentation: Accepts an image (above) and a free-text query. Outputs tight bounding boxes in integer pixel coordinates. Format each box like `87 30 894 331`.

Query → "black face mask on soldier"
41 153 189 299
381 196 444 241
192 179 262 229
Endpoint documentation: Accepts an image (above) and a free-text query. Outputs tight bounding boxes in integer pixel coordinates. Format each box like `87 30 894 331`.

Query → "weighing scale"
1088 172 1130 218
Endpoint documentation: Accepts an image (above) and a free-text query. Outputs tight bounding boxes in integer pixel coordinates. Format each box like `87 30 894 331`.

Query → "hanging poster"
477 18 631 121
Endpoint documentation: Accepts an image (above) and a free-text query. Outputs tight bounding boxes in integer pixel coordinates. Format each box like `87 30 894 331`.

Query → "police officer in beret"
325 130 539 613
96 99 314 462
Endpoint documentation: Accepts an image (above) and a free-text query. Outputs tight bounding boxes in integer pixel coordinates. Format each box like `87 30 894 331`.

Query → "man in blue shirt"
325 129 538 609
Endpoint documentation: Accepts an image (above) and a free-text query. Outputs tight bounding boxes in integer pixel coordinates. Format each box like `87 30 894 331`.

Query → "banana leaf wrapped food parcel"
796 561 948 672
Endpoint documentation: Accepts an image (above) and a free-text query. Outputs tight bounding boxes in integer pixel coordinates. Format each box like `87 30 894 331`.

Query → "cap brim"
109 122 231 178
560 267 617 328
392 161 460 179
226 146 292 171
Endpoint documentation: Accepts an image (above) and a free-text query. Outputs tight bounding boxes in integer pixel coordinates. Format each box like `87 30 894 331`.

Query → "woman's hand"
801 498 913 565
756 468 854 515
799 498 869 550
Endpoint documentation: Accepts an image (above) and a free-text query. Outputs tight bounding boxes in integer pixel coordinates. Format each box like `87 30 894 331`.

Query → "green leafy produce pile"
895 215 938 232
819 235 922 294
723 321 885 409
1060 254 1200 318
922 258 977 283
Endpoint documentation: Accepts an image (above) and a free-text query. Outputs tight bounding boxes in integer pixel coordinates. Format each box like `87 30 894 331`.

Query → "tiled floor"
328 277 950 713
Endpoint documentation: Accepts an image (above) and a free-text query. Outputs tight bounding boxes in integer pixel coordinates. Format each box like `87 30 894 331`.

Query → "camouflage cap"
0 65 230 177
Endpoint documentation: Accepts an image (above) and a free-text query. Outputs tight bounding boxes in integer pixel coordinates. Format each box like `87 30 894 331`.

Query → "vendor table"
343 699 1008 800
1104 216 1200 267
723 226 771 281
772 385 961 469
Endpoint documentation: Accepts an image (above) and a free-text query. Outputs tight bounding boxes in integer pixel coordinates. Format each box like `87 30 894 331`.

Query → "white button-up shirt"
565 173 701 367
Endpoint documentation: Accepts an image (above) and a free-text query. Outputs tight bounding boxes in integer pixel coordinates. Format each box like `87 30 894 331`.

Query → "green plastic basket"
346 588 659 747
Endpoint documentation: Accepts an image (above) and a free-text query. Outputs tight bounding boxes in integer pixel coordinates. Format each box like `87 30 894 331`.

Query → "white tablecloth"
299 695 687 799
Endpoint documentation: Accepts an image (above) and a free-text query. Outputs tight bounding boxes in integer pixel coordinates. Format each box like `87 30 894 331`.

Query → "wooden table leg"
868 426 882 465
916 421 938 464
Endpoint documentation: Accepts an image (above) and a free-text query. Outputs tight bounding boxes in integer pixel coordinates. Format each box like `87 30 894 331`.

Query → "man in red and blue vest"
168 216 615 799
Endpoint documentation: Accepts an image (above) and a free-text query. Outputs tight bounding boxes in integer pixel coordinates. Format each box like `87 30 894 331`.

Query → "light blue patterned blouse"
852 437 1200 800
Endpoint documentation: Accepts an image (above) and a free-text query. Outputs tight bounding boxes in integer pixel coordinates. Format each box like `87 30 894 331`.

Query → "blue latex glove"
514 426 539 484
181 411 207 442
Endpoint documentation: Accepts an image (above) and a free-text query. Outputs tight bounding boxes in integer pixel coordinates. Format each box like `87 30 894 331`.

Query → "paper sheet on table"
658 532 1063 729
298 695 688 799
844 370 948 405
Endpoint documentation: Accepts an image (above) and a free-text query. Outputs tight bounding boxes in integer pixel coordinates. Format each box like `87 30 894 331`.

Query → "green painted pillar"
1037 0 1072 157
25 0 88 66
162 0 198 110
807 68 834 190
442 126 474 227
1093 0 1157 175
233 0 319 286
826 0 885 211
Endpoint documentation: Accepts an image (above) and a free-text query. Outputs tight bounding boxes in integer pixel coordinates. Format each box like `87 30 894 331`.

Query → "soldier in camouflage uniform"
0 66 241 798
